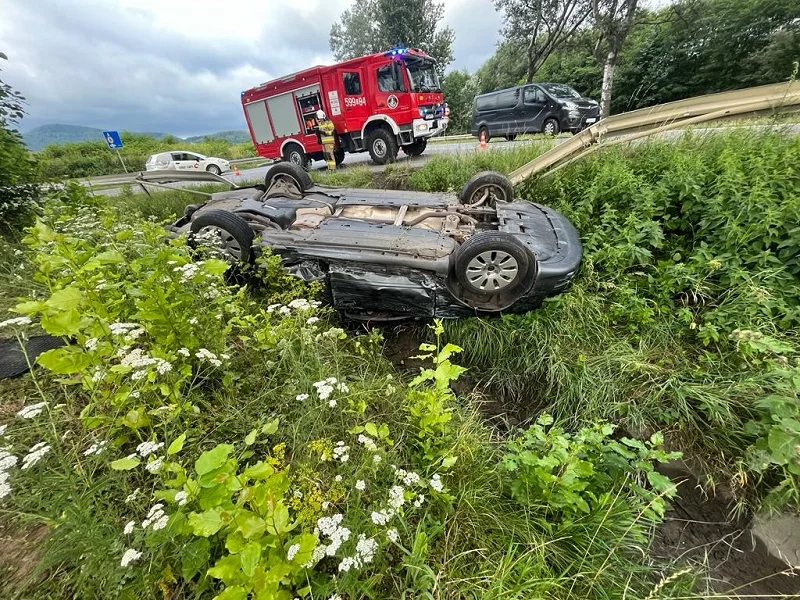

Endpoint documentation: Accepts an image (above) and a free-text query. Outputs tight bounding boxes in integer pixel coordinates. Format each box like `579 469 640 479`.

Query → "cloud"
0 0 499 136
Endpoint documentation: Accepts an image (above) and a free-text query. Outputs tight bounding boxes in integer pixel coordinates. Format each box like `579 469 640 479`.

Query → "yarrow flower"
357 434 377 451
312 514 351 560
312 377 337 401
109 322 139 336
328 399 337 408
306 317 320 325
0 450 18 499
83 440 109 456
125 488 140 503
386 528 399 543
295 393 309 401
371 509 394 526
21 442 51 470
355 480 365 491
287 543 300 561
195 348 222 367
429 474 444 492
177 348 191 357
142 503 168 530
120 548 142 567
173 262 200 283
0 316 32 328
123 520 136 535
338 534 378 572
373 454 382 464
136 441 164 458
85 338 99 351
175 491 188 506
333 442 349 463
414 494 425 508
145 457 164 473
388 485 406 510
402 471 421 486
16 402 48 419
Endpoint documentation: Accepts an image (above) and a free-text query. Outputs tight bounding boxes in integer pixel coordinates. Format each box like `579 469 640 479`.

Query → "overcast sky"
0 0 502 136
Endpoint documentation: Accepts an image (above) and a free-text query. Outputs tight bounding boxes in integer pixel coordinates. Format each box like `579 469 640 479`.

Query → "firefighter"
316 110 337 170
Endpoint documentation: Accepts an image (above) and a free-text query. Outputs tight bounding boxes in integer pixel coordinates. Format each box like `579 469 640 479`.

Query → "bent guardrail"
508 81 800 185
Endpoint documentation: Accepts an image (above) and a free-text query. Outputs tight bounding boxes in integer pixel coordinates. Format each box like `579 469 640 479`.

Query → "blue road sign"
103 130 123 149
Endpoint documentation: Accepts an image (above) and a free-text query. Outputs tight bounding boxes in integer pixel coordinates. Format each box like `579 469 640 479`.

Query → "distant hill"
184 130 250 144
22 124 250 151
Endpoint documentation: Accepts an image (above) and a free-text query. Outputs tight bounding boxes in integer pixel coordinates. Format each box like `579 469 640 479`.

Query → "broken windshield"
406 58 440 93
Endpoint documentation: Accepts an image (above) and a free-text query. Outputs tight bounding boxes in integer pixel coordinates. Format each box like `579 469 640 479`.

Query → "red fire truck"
241 48 448 167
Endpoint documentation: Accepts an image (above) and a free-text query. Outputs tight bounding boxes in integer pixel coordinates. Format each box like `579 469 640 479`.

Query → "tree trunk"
600 50 618 118
526 37 536 83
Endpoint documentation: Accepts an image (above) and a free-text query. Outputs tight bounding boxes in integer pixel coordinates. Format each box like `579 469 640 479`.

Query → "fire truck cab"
241 48 448 167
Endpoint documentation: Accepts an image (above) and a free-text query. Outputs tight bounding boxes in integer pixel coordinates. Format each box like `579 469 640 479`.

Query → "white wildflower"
336 382 349 393
371 509 393 526
279 306 291 316
0 450 18 471
109 322 138 335
386 528 399 543
125 489 140 503
357 434 377 451
177 348 190 357
0 424 7 437
267 304 281 313
145 457 164 473
328 399 337 408
388 485 405 509
120 548 142 567
373 454 382 464
335 475 342 482
287 543 301 561
131 370 146 381
16 402 48 419
355 480 365 491
85 338 98 351
403 472 421 486
83 440 109 456
414 494 425 508
333 444 349 463
306 317 320 325
188 317 198 325
175 491 188 506
136 441 164 458
429 474 443 492
321 501 330 510
295 393 309 401
195 348 222 368
129 391 140 399
173 262 199 283
0 316 32 328
21 442 51 470
142 503 168 530
123 520 136 535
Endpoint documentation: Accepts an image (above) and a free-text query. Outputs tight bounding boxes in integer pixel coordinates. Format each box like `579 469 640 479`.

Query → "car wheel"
542 118 560 136
455 232 531 296
402 139 427 157
459 171 514 208
264 162 314 192
479 126 491 143
366 128 398 165
189 210 254 265
205 164 222 176
334 148 345 166
183 204 202 218
282 143 308 169
505 134 517 141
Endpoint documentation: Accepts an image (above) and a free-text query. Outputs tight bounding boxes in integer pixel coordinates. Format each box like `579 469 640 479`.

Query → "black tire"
542 118 560 136
459 171 514 207
334 148 345 166
478 126 491 143
189 210 254 265
454 232 531 296
205 164 222 176
282 143 308 169
402 139 427 157
505 134 517 142
366 127 398 165
264 162 314 191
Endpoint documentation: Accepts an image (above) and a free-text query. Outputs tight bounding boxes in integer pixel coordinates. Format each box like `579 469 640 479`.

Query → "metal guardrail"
508 81 800 184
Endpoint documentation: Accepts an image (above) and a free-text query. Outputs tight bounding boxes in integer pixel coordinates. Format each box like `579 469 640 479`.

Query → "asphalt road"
92 136 550 197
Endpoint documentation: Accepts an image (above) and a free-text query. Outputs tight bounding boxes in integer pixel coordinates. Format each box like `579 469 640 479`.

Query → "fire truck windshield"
405 59 440 93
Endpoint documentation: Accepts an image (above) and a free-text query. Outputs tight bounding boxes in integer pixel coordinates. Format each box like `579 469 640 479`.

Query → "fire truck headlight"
416 123 428 132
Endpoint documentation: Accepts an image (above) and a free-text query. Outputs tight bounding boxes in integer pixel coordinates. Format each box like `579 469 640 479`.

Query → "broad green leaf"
110 457 140 470
261 418 279 435
240 541 262 577
181 538 210 580
647 471 676 494
37 346 91 374
95 249 125 264
13 300 46 315
418 343 436 352
767 428 798 463
188 508 224 537
265 502 291 536
441 455 458 469
213 587 248 600
237 512 266 539
168 433 187 455
196 444 235 475
41 309 81 336
225 531 247 554
243 461 273 480
244 429 257 446
287 533 318 566
364 422 378 437
204 259 230 276
207 555 243 585
46 286 82 312
121 408 150 430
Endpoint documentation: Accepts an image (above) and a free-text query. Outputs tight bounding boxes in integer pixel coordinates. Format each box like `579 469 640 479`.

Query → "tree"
329 0 454 73
474 40 528 92
1 51 39 238
494 0 592 82
591 0 639 117
442 70 480 132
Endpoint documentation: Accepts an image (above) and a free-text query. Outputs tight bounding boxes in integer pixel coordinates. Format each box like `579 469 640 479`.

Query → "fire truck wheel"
264 162 314 192
282 143 309 169
334 149 345 166
366 128 398 165
402 139 427 157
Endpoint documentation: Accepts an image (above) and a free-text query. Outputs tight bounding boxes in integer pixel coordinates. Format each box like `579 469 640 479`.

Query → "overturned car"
158 164 582 320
